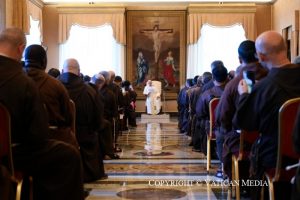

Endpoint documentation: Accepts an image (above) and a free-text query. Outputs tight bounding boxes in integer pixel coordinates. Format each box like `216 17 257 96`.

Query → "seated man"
234 31 300 199
143 80 161 115
99 71 121 153
88 74 120 159
177 79 192 133
0 28 84 200
59 58 106 182
195 61 228 177
24 44 78 148
216 40 268 180
122 80 137 127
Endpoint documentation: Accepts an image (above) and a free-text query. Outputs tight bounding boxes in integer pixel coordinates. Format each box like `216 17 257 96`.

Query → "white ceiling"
42 0 275 3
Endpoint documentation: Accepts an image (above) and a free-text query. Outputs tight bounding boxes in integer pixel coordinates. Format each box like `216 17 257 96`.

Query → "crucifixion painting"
127 10 186 93
140 24 173 63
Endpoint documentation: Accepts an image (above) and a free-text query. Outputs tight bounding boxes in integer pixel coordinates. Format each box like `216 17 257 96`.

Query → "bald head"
0 27 26 61
63 58 80 75
255 31 286 55
108 70 115 84
90 73 105 89
255 31 289 69
99 71 110 85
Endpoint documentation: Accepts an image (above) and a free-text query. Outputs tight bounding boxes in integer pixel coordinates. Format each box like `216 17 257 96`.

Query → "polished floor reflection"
85 117 230 200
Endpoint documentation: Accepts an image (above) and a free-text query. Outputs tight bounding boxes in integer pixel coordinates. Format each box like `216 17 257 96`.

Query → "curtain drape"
188 12 256 45
187 24 246 78
12 0 29 34
27 0 43 42
58 9 126 45
187 43 199 78
186 4 257 78
59 24 125 77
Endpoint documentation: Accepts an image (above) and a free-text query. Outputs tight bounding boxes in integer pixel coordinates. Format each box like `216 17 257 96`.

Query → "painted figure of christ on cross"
140 24 173 80
140 24 173 63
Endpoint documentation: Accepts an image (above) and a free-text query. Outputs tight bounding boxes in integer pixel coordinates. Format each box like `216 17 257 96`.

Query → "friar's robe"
0 55 84 200
59 72 104 182
25 65 78 148
234 64 300 172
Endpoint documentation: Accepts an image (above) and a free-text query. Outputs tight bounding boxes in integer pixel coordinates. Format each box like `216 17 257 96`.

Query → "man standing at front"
143 80 161 115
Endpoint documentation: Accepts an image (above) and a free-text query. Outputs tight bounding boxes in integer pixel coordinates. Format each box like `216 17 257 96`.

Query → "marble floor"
85 117 232 200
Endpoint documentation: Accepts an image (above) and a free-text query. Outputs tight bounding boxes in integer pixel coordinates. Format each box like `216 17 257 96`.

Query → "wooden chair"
231 130 259 200
207 98 220 172
0 102 32 200
264 97 300 200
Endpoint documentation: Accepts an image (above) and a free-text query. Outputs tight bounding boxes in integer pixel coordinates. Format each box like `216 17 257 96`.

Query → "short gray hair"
0 27 26 47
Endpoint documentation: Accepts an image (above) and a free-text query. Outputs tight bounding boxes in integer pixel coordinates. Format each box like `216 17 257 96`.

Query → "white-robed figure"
143 80 161 115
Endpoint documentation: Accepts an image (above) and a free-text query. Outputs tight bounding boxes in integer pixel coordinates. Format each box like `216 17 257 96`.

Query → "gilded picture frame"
126 10 186 100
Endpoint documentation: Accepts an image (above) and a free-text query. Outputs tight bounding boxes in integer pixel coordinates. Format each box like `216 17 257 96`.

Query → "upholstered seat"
264 97 300 200
207 98 220 172
0 102 32 200
231 130 259 200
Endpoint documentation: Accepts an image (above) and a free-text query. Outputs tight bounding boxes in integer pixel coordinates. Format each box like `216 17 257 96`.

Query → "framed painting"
126 10 186 99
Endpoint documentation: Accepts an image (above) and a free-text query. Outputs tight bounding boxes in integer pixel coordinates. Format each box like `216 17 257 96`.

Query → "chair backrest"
209 98 220 139
275 97 300 181
151 81 162 96
0 102 14 175
69 99 76 136
239 130 259 160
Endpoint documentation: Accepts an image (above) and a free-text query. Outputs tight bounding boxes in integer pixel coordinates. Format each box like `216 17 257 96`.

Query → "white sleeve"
143 86 149 95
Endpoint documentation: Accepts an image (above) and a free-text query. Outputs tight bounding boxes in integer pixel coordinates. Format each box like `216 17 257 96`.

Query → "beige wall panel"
273 0 300 32
0 0 5 30
255 4 272 36
273 0 300 59
43 5 60 72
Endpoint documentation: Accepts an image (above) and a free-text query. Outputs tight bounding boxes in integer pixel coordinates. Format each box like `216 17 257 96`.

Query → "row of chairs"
0 100 76 200
0 103 28 200
206 97 300 200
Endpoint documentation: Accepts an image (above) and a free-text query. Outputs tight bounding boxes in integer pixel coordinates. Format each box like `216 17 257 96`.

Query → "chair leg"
264 174 274 200
231 156 236 199
234 159 240 200
207 138 211 173
268 180 274 200
15 179 23 200
14 176 33 200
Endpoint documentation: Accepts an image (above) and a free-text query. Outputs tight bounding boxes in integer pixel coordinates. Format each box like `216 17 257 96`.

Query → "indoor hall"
85 116 228 200
1 0 300 200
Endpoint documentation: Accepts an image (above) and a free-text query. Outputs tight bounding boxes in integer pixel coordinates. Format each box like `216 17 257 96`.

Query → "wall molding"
57 6 125 14
188 3 256 13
